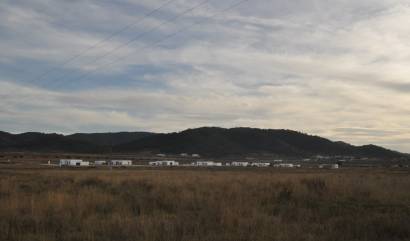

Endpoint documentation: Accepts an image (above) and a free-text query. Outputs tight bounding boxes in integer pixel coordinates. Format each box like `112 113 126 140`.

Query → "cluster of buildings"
157 153 201 158
59 158 340 169
59 159 132 167
147 161 304 168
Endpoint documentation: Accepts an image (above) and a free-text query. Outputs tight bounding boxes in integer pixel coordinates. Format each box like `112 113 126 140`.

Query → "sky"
1 0 410 152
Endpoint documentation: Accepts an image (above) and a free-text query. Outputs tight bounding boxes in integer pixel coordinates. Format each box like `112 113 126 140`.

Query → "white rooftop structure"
273 163 295 168
319 164 340 169
194 161 222 167
250 162 270 167
94 160 107 166
149 160 179 166
59 159 89 167
110 160 132 166
231 162 249 167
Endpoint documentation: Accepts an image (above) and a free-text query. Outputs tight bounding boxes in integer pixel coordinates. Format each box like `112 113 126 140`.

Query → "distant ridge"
0 127 405 158
0 131 153 153
114 127 404 158
68 132 155 146
0 132 103 153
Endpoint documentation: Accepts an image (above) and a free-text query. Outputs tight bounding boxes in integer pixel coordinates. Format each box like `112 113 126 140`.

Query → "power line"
59 0 249 89
43 0 213 89
26 0 177 86
14 0 248 108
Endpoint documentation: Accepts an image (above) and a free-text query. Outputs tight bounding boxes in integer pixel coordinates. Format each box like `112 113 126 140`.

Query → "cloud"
1 0 410 152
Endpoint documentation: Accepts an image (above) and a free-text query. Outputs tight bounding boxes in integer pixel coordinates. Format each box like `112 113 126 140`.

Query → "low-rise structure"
60 159 89 167
231 161 249 167
273 163 295 168
250 162 270 167
94 160 107 166
110 160 132 166
194 161 222 167
149 160 179 166
319 164 340 169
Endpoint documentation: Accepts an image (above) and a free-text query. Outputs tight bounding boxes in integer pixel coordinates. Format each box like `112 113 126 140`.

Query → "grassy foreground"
0 168 409 241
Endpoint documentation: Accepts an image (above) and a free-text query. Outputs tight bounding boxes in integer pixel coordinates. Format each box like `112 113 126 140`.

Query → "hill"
115 127 404 158
0 131 153 153
0 132 103 153
67 132 154 146
0 128 406 158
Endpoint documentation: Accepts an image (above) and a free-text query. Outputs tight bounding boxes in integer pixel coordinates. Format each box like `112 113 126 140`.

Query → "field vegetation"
0 168 409 241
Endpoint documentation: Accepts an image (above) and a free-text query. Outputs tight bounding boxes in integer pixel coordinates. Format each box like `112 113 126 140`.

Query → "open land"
0 166 409 241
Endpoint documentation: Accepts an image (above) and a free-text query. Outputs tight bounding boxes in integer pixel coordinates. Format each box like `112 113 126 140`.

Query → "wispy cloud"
1 0 410 152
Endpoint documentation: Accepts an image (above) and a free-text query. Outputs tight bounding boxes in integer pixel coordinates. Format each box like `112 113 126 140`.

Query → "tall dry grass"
0 168 409 241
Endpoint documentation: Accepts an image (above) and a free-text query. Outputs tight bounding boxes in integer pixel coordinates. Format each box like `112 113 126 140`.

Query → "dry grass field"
0 167 409 241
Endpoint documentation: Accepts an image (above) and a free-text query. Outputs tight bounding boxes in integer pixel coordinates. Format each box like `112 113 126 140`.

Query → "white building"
319 164 340 169
60 159 89 167
149 160 179 166
192 154 201 158
250 162 271 167
194 161 222 167
110 160 132 166
94 160 107 166
273 163 295 168
231 162 249 167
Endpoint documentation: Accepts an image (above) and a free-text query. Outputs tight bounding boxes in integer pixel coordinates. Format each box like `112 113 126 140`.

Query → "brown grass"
0 168 409 241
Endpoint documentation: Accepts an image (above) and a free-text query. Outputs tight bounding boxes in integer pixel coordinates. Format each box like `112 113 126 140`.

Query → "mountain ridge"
115 127 404 158
0 127 406 158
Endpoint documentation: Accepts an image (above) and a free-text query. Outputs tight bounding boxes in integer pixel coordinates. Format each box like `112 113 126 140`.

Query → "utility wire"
45 0 212 89
59 0 249 89
14 0 248 108
26 0 177 86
